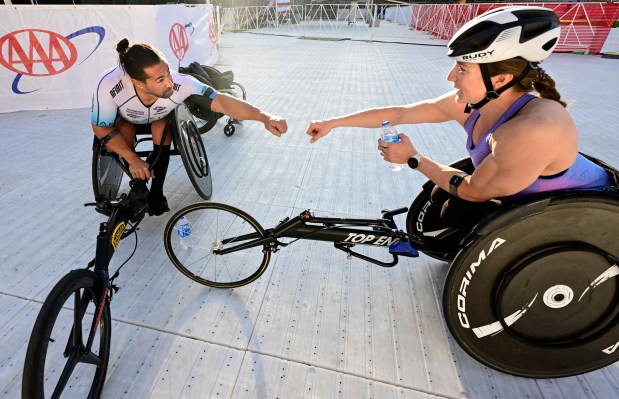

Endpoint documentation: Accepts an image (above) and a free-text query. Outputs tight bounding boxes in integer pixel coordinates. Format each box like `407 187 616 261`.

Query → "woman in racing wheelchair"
305 6 619 377
91 38 287 215
305 6 613 230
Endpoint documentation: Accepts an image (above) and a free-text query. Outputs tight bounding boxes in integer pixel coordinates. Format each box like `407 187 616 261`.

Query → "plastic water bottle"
380 121 403 171
176 216 192 250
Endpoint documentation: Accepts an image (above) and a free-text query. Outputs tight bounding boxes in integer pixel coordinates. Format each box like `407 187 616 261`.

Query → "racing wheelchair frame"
163 152 619 378
92 102 212 202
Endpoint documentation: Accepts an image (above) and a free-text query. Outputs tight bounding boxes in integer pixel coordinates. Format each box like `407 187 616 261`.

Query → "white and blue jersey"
91 66 218 126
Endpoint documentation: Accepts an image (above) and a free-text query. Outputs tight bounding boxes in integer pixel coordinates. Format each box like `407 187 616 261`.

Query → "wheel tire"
164 202 271 288
92 137 123 200
224 124 235 137
171 104 213 200
443 194 619 377
23 269 111 398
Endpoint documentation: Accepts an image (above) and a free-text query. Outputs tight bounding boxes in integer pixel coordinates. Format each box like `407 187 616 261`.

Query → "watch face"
408 156 419 169
450 173 465 186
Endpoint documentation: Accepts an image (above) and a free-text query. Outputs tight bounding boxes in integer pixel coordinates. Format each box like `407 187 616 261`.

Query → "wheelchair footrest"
389 240 419 258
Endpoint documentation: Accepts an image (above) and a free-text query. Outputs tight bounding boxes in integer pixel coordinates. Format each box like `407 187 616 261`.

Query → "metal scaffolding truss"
220 3 416 39
218 2 618 53
410 3 619 55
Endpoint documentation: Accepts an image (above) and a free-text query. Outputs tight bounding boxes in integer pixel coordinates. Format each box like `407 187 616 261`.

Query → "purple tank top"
463 94 612 199
465 94 537 167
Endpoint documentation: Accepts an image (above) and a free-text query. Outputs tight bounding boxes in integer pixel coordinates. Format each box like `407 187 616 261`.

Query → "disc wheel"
171 103 213 200
164 202 271 288
92 137 123 201
22 269 111 398
443 194 619 377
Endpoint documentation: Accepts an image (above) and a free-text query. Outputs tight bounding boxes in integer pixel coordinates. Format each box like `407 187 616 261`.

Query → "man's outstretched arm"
190 93 287 137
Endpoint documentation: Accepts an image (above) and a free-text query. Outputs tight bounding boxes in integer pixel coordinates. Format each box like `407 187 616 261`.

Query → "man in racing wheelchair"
305 6 614 231
91 38 288 216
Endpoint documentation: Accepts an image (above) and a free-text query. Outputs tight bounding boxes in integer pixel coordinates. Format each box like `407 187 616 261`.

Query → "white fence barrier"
220 3 618 54
220 4 435 43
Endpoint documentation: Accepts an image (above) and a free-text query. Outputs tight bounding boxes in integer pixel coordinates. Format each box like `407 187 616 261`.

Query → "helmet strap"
464 62 533 113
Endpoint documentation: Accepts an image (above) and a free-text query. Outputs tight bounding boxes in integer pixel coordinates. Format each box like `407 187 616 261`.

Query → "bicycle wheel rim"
184 120 209 178
164 202 270 288
174 104 213 200
23 269 111 399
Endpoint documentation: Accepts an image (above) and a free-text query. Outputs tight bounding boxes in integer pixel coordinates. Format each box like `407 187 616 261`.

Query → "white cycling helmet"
448 6 561 63
447 6 561 112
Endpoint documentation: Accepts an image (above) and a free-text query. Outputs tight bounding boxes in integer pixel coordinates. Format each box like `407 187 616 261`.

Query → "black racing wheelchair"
179 62 247 136
163 152 619 378
92 63 247 202
407 154 619 378
92 102 212 201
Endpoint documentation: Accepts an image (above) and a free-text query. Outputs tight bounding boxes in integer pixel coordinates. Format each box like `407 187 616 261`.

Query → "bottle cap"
381 121 389 126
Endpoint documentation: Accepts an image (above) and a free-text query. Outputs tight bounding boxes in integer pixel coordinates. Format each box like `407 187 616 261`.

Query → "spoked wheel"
171 103 213 200
92 136 123 201
23 269 111 398
164 202 271 288
443 194 619 377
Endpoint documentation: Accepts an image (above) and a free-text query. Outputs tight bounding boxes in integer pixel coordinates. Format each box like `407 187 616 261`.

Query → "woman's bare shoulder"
491 98 578 174
496 98 575 142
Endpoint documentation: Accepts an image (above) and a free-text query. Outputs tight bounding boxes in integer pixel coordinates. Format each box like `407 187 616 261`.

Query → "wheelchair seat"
405 153 619 378
180 62 234 91
407 153 619 261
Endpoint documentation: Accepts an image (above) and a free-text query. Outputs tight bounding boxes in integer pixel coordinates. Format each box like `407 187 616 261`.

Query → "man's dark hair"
116 38 165 82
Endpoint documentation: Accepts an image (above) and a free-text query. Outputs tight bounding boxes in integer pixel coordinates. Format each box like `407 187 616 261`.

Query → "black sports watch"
449 172 468 197
407 153 423 169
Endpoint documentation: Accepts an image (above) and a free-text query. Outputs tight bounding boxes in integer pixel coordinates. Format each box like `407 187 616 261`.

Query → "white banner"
0 4 218 113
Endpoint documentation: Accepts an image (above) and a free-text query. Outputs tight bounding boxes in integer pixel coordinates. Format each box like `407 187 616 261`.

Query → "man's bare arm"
92 124 152 180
